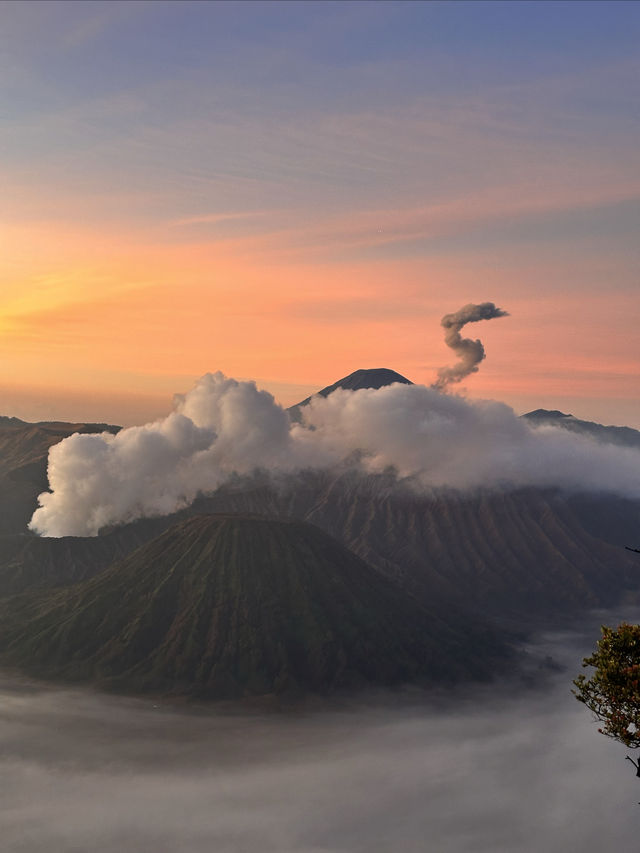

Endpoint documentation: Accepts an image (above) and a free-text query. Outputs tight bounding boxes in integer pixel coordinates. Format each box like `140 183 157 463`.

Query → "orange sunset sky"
2 1 639 427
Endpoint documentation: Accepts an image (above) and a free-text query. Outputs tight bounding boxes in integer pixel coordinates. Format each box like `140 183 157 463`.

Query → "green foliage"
573 623 640 747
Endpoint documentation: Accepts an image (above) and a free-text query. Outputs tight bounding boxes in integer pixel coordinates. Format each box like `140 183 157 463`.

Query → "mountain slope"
192 472 640 620
0 516 174 597
0 418 120 535
0 515 506 698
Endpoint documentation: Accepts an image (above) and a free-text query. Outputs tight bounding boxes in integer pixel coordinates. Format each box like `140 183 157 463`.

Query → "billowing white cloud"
29 370 640 537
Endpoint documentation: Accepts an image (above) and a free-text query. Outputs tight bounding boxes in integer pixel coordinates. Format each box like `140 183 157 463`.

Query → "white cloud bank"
30 371 640 537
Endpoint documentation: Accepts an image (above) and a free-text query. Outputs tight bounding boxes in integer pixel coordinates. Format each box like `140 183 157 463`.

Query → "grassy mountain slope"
193 472 640 619
0 515 506 698
0 516 174 597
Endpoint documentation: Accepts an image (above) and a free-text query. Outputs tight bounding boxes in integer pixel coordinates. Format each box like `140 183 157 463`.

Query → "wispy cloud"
169 210 276 228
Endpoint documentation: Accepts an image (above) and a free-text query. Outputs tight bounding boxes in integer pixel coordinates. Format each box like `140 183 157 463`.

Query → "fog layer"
1 617 638 852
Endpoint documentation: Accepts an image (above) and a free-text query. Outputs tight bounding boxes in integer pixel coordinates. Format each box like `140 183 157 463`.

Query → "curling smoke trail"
433 302 509 390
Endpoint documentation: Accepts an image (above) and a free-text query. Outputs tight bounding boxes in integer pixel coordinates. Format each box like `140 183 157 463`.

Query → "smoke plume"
29 370 640 537
433 301 509 390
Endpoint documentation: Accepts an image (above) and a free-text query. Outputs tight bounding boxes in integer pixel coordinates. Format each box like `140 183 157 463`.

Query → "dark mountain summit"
288 368 412 422
524 409 573 421
0 514 505 698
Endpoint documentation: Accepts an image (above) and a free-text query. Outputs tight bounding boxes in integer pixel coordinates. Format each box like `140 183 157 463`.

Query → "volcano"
288 368 412 422
0 514 504 698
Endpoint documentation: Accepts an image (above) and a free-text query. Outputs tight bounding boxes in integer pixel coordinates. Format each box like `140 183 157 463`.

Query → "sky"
2 0 639 427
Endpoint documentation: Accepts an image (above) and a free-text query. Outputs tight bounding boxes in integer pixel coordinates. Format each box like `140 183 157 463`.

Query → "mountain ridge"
522 408 640 449
0 418 121 535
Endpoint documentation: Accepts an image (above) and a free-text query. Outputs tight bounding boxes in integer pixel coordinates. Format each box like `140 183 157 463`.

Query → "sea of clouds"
1 615 638 853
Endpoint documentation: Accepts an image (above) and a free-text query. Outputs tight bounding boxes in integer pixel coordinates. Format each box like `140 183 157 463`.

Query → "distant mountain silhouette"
523 409 640 450
0 514 505 698
288 368 412 422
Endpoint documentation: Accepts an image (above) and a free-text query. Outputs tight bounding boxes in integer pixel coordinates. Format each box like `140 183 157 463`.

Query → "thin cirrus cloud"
5 49 640 226
168 211 277 229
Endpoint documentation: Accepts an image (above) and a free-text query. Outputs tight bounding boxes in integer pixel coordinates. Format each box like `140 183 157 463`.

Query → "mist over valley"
1 614 638 853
